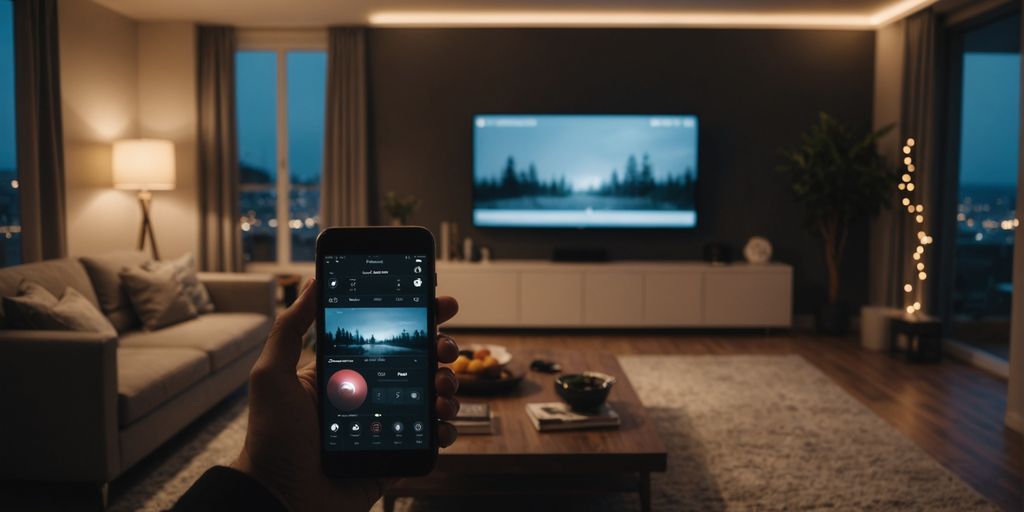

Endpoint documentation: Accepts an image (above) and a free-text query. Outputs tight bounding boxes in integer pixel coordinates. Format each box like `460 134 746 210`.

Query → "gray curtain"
322 27 369 227
13 0 66 262
196 26 242 272
887 9 937 310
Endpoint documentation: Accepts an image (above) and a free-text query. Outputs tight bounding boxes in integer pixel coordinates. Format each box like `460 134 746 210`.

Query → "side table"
889 314 942 362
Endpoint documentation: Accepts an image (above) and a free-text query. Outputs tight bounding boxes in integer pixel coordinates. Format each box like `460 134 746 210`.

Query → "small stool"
276 274 303 307
889 314 942 362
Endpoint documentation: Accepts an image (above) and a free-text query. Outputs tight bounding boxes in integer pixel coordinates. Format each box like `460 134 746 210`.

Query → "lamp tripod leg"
137 192 160 260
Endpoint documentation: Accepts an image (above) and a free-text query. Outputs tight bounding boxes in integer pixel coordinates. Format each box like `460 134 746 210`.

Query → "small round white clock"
744 236 773 264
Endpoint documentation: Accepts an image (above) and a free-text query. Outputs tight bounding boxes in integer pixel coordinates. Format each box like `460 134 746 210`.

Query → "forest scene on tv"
324 307 427 356
473 116 697 212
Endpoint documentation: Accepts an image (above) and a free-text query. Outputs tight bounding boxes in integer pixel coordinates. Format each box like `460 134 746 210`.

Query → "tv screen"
473 114 698 229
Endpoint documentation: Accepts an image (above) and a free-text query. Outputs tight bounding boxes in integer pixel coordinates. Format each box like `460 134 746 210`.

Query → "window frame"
237 29 326 271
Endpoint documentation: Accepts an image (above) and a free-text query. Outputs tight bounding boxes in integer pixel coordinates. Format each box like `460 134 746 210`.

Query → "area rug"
108 355 996 511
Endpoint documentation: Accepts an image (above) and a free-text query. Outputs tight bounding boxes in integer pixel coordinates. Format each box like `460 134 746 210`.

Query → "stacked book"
525 402 620 432
451 402 493 434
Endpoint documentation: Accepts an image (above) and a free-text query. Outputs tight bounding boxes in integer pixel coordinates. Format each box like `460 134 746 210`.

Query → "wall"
59 1 198 259
59 0 140 256
1006 5 1024 434
369 29 877 313
137 22 199 260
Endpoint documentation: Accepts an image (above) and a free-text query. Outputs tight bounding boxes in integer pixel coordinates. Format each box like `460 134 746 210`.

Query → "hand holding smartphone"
316 227 441 477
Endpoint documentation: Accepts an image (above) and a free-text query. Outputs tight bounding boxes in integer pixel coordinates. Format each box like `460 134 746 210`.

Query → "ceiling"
93 0 938 28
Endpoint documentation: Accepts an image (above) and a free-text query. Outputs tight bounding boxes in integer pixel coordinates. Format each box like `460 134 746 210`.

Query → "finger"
436 395 460 420
437 421 458 448
435 367 458 396
436 296 459 325
257 278 317 377
437 334 459 364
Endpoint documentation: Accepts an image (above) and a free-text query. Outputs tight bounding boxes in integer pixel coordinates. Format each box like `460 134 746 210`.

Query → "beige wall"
60 1 199 259
60 0 140 256
867 20 905 306
137 22 199 260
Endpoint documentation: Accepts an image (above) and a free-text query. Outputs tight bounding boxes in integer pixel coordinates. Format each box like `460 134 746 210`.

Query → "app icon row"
372 387 425 405
330 420 425 436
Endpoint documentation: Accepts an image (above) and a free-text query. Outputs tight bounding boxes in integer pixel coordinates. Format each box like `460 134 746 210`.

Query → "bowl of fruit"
448 344 523 395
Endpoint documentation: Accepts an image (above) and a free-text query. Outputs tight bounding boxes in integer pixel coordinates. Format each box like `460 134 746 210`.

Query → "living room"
0 0 1021 510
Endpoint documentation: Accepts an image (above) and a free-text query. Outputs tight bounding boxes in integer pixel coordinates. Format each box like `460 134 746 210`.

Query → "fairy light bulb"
903 198 911 206
904 284 913 293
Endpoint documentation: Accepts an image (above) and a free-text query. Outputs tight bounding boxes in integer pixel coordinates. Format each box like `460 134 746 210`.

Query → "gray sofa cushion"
117 347 210 426
0 259 100 324
120 265 198 330
118 313 270 371
80 251 150 333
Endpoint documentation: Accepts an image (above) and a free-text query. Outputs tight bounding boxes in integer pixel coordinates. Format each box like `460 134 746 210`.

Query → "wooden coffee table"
384 350 667 511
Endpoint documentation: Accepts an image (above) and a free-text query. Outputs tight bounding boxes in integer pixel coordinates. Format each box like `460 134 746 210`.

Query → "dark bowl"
554 372 616 411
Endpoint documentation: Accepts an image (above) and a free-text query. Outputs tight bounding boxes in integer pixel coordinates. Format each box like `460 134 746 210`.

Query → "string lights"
899 137 931 315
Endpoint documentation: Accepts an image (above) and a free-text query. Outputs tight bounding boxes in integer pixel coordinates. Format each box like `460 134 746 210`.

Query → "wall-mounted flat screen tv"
472 114 698 229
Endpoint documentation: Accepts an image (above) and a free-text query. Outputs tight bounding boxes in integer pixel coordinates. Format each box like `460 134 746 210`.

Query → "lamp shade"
112 139 176 190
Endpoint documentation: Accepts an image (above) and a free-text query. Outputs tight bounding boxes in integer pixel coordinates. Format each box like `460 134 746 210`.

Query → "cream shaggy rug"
108 355 996 511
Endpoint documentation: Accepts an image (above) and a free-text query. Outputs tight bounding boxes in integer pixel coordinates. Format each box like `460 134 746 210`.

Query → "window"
944 10 1020 359
236 44 326 264
0 0 19 266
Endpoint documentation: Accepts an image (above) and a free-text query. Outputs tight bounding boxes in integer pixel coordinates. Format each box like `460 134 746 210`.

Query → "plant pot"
815 302 850 336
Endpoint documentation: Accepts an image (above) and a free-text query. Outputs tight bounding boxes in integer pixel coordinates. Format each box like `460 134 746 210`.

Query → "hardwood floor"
446 329 1023 511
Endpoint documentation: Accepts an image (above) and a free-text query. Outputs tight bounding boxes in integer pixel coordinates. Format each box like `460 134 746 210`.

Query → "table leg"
639 472 651 512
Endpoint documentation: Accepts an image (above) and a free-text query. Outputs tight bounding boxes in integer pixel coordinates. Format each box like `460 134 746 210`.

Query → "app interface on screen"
321 254 432 451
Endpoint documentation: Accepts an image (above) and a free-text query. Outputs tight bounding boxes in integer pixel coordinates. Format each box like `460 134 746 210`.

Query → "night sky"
235 50 326 184
959 52 1019 186
1 1 15 172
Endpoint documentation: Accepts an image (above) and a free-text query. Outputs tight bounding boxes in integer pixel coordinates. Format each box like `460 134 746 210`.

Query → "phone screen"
320 253 432 452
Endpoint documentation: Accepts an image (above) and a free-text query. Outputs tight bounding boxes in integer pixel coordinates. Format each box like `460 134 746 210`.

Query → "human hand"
231 279 461 512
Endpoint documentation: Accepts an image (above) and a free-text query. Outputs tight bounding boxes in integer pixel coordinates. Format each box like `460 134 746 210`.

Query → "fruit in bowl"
448 345 508 380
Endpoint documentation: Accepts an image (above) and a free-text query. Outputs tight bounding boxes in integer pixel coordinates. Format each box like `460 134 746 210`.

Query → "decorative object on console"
382 191 420 225
462 237 474 262
743 236 773 264
702 242 732 264
112 139 176 260
777 113 896 335
479 245 491 262
525 401 620 432
438 221 450 261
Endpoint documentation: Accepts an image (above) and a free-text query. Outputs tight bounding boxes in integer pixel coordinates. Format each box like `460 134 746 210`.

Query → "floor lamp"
112 139 176 260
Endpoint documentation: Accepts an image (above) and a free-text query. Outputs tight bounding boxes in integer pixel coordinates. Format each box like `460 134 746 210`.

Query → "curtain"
322 27 369 227
13 0 66 262
196 26 242 272
883 9 938 311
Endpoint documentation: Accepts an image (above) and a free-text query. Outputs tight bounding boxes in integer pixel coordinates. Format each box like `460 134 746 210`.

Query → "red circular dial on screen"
327 369 368 411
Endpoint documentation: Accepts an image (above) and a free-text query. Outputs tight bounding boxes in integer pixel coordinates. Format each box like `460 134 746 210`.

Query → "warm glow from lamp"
112 139 176 191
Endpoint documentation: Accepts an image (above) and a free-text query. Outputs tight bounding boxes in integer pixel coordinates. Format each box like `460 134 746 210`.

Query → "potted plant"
382 191 420 226
778 113 896 335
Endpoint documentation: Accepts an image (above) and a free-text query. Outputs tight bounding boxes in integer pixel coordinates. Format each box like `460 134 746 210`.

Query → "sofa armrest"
0 330 120 482
199 272 276 318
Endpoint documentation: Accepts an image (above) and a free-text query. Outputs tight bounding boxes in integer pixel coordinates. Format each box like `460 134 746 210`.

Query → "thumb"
256 278 317 377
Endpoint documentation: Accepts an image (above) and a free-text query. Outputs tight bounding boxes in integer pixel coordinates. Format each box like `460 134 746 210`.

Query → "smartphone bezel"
315 226 439 477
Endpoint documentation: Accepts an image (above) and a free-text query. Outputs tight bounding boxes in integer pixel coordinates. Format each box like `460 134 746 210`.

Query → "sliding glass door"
943 9 1020 359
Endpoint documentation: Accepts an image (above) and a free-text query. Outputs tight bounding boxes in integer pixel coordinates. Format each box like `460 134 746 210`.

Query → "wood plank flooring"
445 329 1023 511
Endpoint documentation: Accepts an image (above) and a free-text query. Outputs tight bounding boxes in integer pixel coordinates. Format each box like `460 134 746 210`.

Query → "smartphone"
316 227 438 477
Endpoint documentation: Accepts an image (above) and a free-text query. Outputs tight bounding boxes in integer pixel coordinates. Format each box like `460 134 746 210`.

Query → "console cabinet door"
643 271 703 326
703 271 792 327
520 272 583 326
438 271 518 326
584 272 644 326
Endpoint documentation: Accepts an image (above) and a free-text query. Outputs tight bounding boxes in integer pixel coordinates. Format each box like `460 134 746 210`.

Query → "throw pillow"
80 252 150 332
143 253 215 314
49 288 119 338
2 281 60 329
120 265 198 330
2 281 117 337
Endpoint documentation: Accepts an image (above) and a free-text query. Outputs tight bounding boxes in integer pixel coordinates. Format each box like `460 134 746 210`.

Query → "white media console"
437 260 793 328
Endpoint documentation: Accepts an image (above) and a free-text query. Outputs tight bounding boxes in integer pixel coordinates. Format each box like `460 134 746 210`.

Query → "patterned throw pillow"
144 253 215 314
2 281 117 337
120 265 199 330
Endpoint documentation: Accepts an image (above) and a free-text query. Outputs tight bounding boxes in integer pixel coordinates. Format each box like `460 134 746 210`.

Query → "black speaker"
552 247 609 262
702 243 733 264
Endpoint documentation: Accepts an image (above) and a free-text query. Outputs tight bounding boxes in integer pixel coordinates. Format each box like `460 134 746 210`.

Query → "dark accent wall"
368 28 876 314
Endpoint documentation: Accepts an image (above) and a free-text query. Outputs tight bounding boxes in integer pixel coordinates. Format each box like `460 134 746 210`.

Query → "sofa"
0 252 275 498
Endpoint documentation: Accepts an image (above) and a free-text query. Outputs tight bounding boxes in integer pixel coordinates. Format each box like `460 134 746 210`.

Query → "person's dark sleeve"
172 466 287 512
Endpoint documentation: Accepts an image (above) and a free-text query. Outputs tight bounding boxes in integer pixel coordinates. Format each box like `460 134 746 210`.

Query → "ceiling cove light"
369 1 939 29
